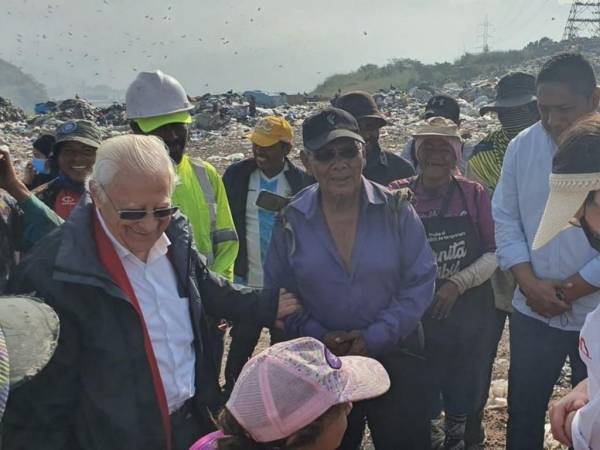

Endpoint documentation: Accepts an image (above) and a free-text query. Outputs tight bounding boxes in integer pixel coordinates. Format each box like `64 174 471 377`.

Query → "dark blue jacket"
222 158 312 279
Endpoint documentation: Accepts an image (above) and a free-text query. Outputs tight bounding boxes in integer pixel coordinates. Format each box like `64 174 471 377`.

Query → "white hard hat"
125 70 193 119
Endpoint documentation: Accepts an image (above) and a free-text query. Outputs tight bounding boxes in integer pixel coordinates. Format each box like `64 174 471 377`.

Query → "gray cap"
0 296 59 420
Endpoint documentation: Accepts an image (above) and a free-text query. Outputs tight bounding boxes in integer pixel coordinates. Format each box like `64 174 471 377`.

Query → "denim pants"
506 310 587 450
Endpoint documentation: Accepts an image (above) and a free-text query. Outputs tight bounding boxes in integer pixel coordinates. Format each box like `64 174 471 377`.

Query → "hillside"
312 37 600 96
0 59 48 111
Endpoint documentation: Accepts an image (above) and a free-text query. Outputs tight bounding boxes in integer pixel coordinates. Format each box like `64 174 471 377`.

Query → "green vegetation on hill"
0 59 48 111
312 37 599 96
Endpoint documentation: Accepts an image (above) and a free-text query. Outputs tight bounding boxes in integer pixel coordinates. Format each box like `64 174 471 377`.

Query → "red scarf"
92 211 172 450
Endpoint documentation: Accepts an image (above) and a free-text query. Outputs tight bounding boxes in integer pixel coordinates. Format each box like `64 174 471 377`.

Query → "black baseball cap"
53 120 102 152
302 107 365 152
424 95 461 124
480 72 537 115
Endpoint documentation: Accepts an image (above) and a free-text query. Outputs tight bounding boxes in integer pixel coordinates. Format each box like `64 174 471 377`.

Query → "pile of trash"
30 98 128 128
0 97 26 122
0 79 502 173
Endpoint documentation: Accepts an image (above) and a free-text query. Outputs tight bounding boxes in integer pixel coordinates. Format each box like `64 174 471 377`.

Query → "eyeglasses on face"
312 145 361 163
100 184 178 221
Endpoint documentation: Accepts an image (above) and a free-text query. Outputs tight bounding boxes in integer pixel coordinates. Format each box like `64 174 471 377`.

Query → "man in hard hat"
126 70 239 281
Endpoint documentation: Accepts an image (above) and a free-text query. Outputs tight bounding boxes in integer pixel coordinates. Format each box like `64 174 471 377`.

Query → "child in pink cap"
189 337 390 450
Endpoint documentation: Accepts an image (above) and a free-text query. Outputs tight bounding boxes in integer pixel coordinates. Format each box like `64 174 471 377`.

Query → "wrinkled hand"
324 331 353 356
323 330 369 356
275 288 300 330
430 281 460 320
550 388 588 446
345 330 369 356
521 278 572 318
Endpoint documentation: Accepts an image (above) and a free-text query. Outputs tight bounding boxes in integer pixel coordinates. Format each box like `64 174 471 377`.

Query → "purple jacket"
264 178 436 356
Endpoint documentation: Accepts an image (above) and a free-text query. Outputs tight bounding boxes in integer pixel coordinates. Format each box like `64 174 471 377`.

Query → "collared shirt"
245 165 292 288
492 121 600 330
96 209 196 412
264 178 436 356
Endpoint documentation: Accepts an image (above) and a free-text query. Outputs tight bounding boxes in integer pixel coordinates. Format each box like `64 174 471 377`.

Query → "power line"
479 15 492 53
563 1 600 40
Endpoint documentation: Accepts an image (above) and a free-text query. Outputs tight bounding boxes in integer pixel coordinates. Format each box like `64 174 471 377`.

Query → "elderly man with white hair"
1 135 299 450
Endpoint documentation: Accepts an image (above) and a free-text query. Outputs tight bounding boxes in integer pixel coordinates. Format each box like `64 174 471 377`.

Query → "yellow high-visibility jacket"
172 154 238 280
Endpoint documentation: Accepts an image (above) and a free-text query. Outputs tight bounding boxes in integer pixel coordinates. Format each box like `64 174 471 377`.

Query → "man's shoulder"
32 177 60 199
509 122 547 151
383 150 412 165
189 158 219 176
223 158 256 180
10 226 64 290
284 184 318 216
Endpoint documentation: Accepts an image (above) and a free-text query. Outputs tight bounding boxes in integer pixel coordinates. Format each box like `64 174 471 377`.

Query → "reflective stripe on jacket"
172 155 238 280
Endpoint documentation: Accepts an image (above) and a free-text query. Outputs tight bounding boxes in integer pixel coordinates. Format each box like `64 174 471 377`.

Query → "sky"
0 0 578 99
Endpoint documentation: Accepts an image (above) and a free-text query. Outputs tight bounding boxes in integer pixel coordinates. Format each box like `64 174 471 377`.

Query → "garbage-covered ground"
0 83 573 449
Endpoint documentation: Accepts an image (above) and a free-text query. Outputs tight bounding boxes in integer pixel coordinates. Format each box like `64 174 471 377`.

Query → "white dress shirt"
97 210 196 413
492 122 600 330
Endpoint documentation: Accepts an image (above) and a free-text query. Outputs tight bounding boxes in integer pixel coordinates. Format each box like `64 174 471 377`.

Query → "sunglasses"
312 146 360 162
115 206 179 221
100 184 178 221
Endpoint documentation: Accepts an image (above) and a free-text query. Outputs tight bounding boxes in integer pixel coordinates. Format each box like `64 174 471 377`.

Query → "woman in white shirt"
533 114 600 449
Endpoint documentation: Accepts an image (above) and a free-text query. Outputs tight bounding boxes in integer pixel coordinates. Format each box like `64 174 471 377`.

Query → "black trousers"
224 322 285 394
171 400 215 450
339 350 431 450
464 308 509 445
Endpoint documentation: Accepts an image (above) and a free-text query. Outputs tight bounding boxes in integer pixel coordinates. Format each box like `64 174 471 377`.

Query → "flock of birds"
2 0 372 91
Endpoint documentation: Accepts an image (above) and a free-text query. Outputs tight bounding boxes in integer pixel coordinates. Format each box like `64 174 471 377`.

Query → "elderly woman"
264 107 437 450
3 135 298 450
390 117 498 449
533 115 600 450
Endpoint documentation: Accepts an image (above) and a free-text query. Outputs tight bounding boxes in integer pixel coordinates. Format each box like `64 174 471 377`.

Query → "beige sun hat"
532 172 600 250
413 116 462 140
532 114 600 250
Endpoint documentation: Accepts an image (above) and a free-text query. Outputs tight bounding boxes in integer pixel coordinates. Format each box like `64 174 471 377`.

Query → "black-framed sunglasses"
100 184 178 221
312 145 361 163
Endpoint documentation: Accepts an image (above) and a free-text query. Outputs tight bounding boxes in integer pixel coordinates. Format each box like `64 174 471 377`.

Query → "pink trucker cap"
225 337 390 443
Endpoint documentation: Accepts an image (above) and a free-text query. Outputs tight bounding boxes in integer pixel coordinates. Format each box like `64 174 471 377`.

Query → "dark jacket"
222 158 312 279
26 171 56 190
32 176 62 210
0 192 62 294
3 195 278 450
363 144 415 186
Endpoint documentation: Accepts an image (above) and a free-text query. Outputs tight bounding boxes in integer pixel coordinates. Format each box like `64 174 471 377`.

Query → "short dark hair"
537 53 597 98
215 404 345 449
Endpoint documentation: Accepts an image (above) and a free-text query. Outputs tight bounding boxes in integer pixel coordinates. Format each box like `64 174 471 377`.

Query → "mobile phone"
256 190 290 212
